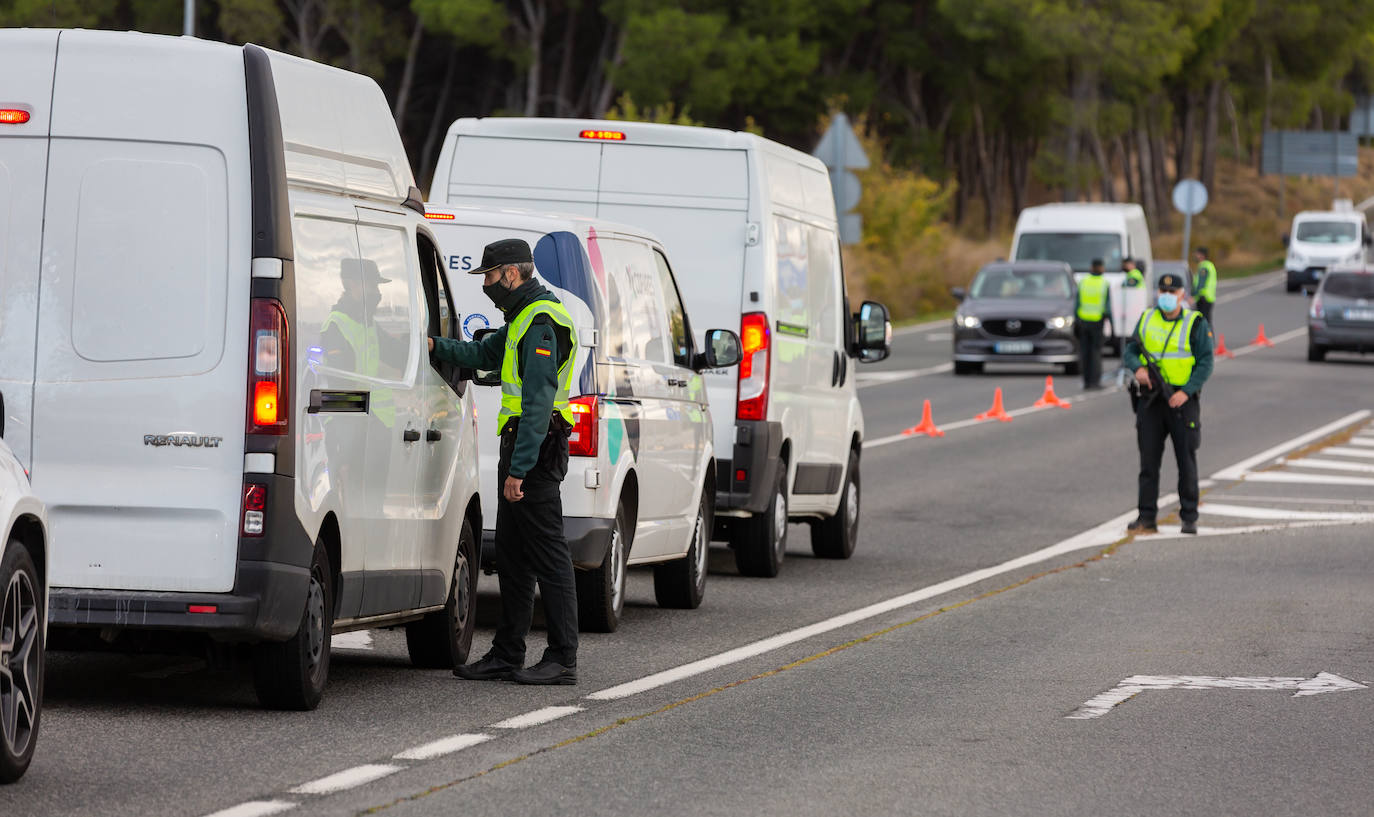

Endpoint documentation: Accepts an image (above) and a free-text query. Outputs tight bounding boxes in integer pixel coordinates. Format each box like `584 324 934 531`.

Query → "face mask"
1157 292 1179 313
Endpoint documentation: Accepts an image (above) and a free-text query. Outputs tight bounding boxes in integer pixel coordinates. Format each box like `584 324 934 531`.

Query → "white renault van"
0 30 482 710
423 205 741 630
429 119 891 578
1011 203 1153 353
1284 209 1370 293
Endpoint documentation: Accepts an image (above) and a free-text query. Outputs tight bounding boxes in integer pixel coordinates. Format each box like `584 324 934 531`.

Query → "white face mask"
1157 292 1180 312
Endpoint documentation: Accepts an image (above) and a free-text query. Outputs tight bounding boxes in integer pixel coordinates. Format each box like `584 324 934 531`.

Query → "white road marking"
1322 446 1374 459
893 316 956 336
1229 326 1306 356
330 631 374 651
1212 410 1371 480
289 764 402 795
856 362 953 389
1068 672 1366 720
1285 457 1374 474
1147 518 1374 540
1200 502 1374 521
490 705 583 729
1216 272 1281 304
1218 494 1374 506
203 802 297 817
925 332 952 341
864 388 1123 449
393 733 492 761
1348 437 1374 447
1240 472 1374 487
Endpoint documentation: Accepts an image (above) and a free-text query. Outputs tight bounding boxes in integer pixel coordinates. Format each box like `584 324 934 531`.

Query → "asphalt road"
5 271 1373 817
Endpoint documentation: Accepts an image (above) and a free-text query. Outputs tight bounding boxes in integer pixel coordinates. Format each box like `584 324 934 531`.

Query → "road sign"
1067 672 1367 720
1172 178 1208 263
1262 131 1359 178
813 113 869 245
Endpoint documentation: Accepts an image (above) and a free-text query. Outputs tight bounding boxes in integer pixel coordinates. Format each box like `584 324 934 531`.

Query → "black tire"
577 502 630 633
1063 361 1082 376
953 360 983 375
253 542 332 711
811 451 860 560
654 487 711 609
0 541 42 784
1287 280 1300 293
1308 343 1327 362
732 465 788 578
406 518 479 668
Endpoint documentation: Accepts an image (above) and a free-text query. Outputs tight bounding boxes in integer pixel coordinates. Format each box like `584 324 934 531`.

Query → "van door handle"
403 429 421 443
426 429 443 442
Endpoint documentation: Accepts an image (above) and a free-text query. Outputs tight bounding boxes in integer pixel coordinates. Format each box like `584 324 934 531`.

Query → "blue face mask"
1157 292 1179 312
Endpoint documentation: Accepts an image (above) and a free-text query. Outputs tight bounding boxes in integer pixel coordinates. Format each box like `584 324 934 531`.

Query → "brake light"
1310 294 1325 320
247 299 289 435
737 312 770 421
188 605 218 614
579 130 626 141
0 109 31 125
568 395 598 457
242 482 267 537
424 212 455 220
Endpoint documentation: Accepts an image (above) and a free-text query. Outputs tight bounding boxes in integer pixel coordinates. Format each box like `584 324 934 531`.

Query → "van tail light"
1310 294 1325 320
0 109 32 125
568 395 598 457
737 312 770 421
242 482 267 537
247 298 289 435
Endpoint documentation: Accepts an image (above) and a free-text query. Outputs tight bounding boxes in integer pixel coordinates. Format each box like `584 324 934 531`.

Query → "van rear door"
32 32 250 594
0 30 59 469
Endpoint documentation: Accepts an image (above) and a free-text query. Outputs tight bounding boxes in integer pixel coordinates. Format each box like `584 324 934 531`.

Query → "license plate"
994 341 1034 354
1344 308 1374 322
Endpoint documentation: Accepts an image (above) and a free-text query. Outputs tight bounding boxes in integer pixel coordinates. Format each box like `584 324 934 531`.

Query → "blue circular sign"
462 312 491 339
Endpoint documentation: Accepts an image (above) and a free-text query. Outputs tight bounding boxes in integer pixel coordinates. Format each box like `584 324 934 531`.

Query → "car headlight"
1049 315 1073 329
956 313 981 329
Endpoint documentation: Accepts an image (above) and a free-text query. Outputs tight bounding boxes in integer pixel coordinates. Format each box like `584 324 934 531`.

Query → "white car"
0 420 48 783
429 119 891 578
0 30 482 710
424 204 741 631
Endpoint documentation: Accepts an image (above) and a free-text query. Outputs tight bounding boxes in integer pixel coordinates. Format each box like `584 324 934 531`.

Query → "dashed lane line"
393 734 492 761
1229 326 1305 356
856 362 953 389
490 706 583 729
290 765 403 796
1216 271 1281 304
204 802 296 817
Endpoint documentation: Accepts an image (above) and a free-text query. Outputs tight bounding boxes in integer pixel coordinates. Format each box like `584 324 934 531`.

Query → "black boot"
1126 516 1157 534
453 653 520 681
1181 520 1198 535
512 659 577 686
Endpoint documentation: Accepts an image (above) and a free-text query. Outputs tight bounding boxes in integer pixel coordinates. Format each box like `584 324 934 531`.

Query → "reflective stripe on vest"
1197 260 1218 301
1138 308 1200 386
498 300 578 435
1077 275 1109 321
322 311 395 427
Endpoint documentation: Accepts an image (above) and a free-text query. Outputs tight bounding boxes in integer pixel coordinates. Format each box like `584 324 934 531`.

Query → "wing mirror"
470 327 502 387
950 286 967 302
0 390 5 439
1282 233 1290 248
694 329 742 371
852 300 892 363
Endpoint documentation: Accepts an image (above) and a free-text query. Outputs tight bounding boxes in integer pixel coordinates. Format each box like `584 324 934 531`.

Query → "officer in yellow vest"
429 239 581 685
1075 258 1113 389
1124 272 1214 536
1192 247 1218 328
1123 257 1145 288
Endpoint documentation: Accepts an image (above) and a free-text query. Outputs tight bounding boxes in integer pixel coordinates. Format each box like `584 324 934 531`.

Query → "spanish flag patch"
535 347 552 357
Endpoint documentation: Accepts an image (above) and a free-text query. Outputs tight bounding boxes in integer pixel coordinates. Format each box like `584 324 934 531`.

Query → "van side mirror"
1282 233 1290 248
0 391 5 439
1364 233 1371 247
853 300 891 363
950 287 967 302
694 329 741 371
471 327 502 387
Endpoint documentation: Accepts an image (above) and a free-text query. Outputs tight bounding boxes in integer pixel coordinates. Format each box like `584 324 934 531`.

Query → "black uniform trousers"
1136 391 1201 524
491 422 579 667
1078 320 1104 388
1196 298 1214 331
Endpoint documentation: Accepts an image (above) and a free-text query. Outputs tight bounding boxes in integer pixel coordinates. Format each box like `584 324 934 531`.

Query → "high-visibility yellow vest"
1125 268 1144 287
1077 275 1110 321
1196 260 1218 301
1138 308 1200 386
498 300 578 434
322 311 395 427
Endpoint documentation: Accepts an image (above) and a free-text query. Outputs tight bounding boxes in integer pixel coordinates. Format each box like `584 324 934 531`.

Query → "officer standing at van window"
427 239 581 685
1124 272 1214 536
1123 257 1145 288
1192 247 1218 327
1075 258 1113 390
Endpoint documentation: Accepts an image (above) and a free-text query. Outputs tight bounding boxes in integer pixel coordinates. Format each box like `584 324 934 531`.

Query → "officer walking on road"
1125 272 1214 536
429 239 581 685
1192 247 1218 328
1076 258 1113 390
1123 257 1145 288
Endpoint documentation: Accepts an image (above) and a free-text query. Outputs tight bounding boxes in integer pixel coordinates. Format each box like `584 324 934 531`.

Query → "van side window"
774 217 810 334
652 250 693 368
807 227 840 347
416 235 451 339
356 224 415 382
299 216 368 376
603 238 669 364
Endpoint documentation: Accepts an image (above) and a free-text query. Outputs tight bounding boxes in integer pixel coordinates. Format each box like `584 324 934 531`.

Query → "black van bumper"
715 420 784 515
480 516 614 573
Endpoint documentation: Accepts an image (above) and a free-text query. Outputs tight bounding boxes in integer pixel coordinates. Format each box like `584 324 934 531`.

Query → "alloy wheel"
0 567 39 760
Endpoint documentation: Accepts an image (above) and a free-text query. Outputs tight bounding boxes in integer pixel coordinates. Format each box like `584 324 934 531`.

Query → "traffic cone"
1215 333 1235 359
1032 375 1072 409
1250 323 1275 348
975 387 1013 422
901 399 945 437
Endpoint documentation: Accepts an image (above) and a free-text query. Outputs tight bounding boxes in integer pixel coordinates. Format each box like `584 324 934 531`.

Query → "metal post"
1278 175 1285 220
1181 212 1192 265
183 0 195 36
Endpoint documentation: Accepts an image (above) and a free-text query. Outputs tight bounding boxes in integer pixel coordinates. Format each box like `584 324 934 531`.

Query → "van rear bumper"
715 420 784 514
48 560 309 642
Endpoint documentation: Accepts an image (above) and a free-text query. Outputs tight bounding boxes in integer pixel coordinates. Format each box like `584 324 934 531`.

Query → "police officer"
1192 247 1218 327
1124 272 1214 536
429 239 581 685
1123 257 1145 288
1076 258 1113 390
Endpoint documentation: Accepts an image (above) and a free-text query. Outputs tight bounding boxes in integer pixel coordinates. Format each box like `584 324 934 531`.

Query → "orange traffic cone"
901 400 945 437
1215 333 1235 359
1032 375 1072 409
1250 323 1274 348
976 387 1013 422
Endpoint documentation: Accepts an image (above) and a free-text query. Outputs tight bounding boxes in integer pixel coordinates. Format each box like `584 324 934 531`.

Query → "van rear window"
1323 273 1374 298
1014 232 1122 272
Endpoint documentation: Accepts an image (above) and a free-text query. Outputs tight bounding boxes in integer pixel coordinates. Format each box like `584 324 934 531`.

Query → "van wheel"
1287 280 1300 293
953 361 982 375
0 541 42 784
253 543 332 711
654 488 711 609
406 518 479 669
810 451 859 560
732 466 788 578
577 503 630 633
1308 343 1327 362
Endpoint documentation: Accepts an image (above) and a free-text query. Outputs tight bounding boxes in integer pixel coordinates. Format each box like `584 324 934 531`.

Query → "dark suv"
952 261 1079 375
1309 267 1374 361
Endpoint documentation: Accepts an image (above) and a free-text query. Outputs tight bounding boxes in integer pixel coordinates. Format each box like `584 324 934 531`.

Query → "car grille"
983 319 1045 338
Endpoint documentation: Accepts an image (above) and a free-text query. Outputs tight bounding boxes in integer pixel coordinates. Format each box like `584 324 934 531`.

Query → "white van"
1284 209 1370 293
429 119 892 578
0 30 482 710
1011 203 1153 353
423 204 740 630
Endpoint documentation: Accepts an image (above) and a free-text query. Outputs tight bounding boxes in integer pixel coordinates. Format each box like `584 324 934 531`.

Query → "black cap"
1122 256 1134 264
1195 246 1208 256
341 258 390 285
1157 273 1185 290
1091 258 1104 267
472 238 534 274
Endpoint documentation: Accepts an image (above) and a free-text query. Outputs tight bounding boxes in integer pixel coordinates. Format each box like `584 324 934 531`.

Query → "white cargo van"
423 204 740 630
1011 203 1152 353
429 119 891 578
0 30 482 710
1284 209 1370 293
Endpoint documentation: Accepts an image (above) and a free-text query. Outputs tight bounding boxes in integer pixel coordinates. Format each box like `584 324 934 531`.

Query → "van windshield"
1295 221 1359 244
1323 273 1374 298
1014 232 1122 272
970 267 1074 299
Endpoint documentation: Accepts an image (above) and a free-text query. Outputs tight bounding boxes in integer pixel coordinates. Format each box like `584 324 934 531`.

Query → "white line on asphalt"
893 316 955 336
1068 672 1366 720
490 705 583 729
1148 518 1374 540
289 765 403 796
1218 494 1374 506
1349 437 1374 447
863 386 1121 449
1240 472 1374 487
1285 457 1374 474
330 631 374 651
1322 446 1374 459
1228 326 1306 356
856 362 953 389
203 802 297 817
1216 273 1281 304
1200 502 1374 521
393 733 492 761
925 332 952 341
1212 410 1370 480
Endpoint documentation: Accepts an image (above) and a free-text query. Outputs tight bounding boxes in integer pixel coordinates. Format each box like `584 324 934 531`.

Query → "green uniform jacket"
1123 308 1215 397
430 280 571 479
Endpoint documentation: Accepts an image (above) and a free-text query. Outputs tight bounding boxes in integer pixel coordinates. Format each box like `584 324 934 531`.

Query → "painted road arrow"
1067 672 1367 720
